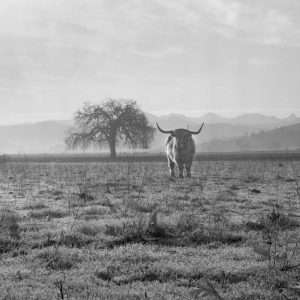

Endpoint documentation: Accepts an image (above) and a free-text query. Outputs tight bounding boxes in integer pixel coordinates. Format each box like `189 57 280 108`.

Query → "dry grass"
0 160 299 299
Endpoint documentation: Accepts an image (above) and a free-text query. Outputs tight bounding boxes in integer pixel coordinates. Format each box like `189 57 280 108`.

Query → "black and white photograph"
0 1 300 299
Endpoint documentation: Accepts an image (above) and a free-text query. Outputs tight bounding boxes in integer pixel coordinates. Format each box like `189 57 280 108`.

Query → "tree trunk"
108 138 117 159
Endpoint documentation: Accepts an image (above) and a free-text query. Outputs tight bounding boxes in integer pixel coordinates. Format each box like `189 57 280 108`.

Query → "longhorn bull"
156 122 204 178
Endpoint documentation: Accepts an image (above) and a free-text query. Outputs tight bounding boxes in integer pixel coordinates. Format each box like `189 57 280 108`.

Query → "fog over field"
1 113 300 153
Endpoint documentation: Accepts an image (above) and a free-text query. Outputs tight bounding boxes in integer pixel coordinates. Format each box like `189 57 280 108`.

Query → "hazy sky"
0 0 300 124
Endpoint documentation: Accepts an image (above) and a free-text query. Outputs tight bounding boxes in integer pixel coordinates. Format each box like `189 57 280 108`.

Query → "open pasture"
0 159 300 299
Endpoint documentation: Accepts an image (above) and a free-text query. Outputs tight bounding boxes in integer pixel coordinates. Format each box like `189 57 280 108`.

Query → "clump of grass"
215 190 238 202
175 213 199 233
79 207 110 221
95 267 116 281
244 175 260 183
126 198 158 213
105 217 149 246
23 202 48 210
78 191 95 202
30 232 57 249
105 210 244 248
28 209 68 219
245 221 265 231
105 222 124 237
174 210 244 246
31 230 94 249
189 227 244 245
1 289 32 300
0 208 21 253
246 208 299 232
268 211 299 230
82 207 108 216
252 206 300 270
37 247 82 270
230 184 240 191
96 263 186 285
76 223 101 237
52 190 64 200
191 278 224 300
105 210 173 247
58 231 95 248
0 208 21 239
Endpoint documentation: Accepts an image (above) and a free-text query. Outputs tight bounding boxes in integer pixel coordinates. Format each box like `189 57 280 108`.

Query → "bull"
156 122 204 178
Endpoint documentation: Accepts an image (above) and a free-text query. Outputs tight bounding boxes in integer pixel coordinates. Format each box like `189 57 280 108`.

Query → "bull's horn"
188 122 204 135
156 123 173 134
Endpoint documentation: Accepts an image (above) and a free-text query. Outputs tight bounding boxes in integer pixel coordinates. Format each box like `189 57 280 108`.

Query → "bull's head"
156 122 204 150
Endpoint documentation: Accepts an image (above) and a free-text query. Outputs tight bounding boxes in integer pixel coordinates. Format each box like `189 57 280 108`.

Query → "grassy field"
2 150 300 163
0 159 300 299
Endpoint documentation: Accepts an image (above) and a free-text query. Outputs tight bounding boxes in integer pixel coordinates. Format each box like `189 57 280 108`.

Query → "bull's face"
171 130 192 153
156 122 204 178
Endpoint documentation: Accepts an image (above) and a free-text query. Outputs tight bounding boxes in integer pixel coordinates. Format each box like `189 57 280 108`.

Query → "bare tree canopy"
65 99 155 158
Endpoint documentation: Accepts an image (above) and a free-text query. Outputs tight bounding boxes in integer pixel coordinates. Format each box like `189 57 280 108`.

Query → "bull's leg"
178 163 184 178
185 162 192 178
168 158 175 177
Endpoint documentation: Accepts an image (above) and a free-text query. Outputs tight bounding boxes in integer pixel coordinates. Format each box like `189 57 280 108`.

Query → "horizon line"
0 111 299 126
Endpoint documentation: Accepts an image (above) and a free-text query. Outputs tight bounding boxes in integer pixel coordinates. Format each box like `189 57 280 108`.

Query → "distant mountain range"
0 113 299 153
0 121 71 153
149 112 300 129
201 123 300 152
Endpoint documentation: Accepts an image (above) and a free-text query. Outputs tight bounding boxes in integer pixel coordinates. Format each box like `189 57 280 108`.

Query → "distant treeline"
2 151 300 163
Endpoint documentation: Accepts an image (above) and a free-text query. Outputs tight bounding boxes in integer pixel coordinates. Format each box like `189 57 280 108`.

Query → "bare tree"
65 99 154 158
